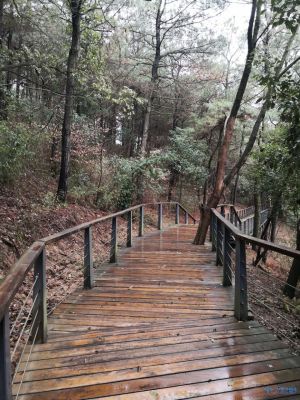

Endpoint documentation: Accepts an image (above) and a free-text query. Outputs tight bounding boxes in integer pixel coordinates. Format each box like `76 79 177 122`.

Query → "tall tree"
194 0 262 244
57 0 83 202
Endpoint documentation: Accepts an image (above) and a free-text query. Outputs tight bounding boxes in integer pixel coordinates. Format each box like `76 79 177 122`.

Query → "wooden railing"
0 202 196 400
210 208 300 322
217 204 268 235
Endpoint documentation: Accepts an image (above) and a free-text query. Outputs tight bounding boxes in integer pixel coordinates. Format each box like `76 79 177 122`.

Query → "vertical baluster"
32 247 47 343
139 206 144 237
84 226 94 289
185 211 188 224
211 213 216 251
216 219 223 266
229 206 234 224
223 227 232 286
110 216 117 263
127 210 133 247
209 210 212 242
220 205 225 217
234 238 248 321
158 203 163 230
0 312 12 400
175 203 179 225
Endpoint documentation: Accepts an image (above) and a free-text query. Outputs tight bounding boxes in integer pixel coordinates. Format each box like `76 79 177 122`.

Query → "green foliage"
271 0 300 33
0 121 41 183
162 127 208 187
249 125 300 218
92 155 164 210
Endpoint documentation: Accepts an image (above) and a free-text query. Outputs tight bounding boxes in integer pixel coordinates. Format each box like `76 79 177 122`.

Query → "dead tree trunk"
57 0 82 202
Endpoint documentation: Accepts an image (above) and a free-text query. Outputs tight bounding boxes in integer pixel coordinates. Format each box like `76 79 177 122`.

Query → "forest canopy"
0 0 299 251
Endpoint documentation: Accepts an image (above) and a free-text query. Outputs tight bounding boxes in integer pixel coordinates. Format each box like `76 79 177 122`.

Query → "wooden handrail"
212 209 300 259
211 209 300 259
210 207 300 322
0 242 44 322
0 202 196 322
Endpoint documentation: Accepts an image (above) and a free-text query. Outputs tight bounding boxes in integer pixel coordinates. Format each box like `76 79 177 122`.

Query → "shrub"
0 121 39 183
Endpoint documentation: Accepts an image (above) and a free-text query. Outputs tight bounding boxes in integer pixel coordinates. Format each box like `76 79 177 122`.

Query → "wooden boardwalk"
13 226 300 399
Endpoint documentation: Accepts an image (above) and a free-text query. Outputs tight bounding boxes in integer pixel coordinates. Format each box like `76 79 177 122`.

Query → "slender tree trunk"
57 0 82 202
283 218 300 299
0 0 8 120
140 1 162 155
231 126 245 204
167 165 179 202
136 1 162 202
270 195 281 242
194 0 261 244
140 93 153 156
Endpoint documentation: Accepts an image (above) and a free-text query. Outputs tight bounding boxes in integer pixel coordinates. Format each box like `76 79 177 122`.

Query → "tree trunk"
0 0 8 120
270 195 281 242
194 0 261 245
57 0 82 202
136 1 162 202
167 165 179 202
231 127 245 204
140 1 162 155
283 219 300 299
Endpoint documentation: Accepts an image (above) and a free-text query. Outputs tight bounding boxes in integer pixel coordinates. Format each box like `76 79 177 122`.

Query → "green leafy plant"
0 122 40 183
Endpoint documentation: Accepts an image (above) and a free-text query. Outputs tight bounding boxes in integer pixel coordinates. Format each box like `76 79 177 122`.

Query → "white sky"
213 1 252 61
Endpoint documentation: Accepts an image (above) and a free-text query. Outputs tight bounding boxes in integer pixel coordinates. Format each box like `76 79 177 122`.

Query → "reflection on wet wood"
13 226 300 399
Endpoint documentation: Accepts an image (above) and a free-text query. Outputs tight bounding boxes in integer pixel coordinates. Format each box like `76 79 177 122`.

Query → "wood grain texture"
13 226 300 399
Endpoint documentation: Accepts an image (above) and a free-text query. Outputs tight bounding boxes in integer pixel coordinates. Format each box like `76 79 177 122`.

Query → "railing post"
216 218 223 266
229 206 234 224
229 206 236 225
139 206 144 237
84 226 94 289
234 238 248 321
209 209 212 242
110 216 117 263
158 203 163 230
127 210 133 247
32 247 47 343
211 212 216 251
185 211 188 224
0 312 12 400
175 203 179 225
223 227 232 286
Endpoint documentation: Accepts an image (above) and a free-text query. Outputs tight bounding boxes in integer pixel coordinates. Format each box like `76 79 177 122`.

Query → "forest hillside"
0 0 300 353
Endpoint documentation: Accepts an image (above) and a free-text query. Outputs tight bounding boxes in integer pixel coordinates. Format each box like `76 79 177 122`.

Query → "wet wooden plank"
14 365 300 399
12 225 300 399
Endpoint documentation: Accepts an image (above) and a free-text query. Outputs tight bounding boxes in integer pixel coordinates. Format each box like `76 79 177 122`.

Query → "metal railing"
0 201 196 400
211 208 300 323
